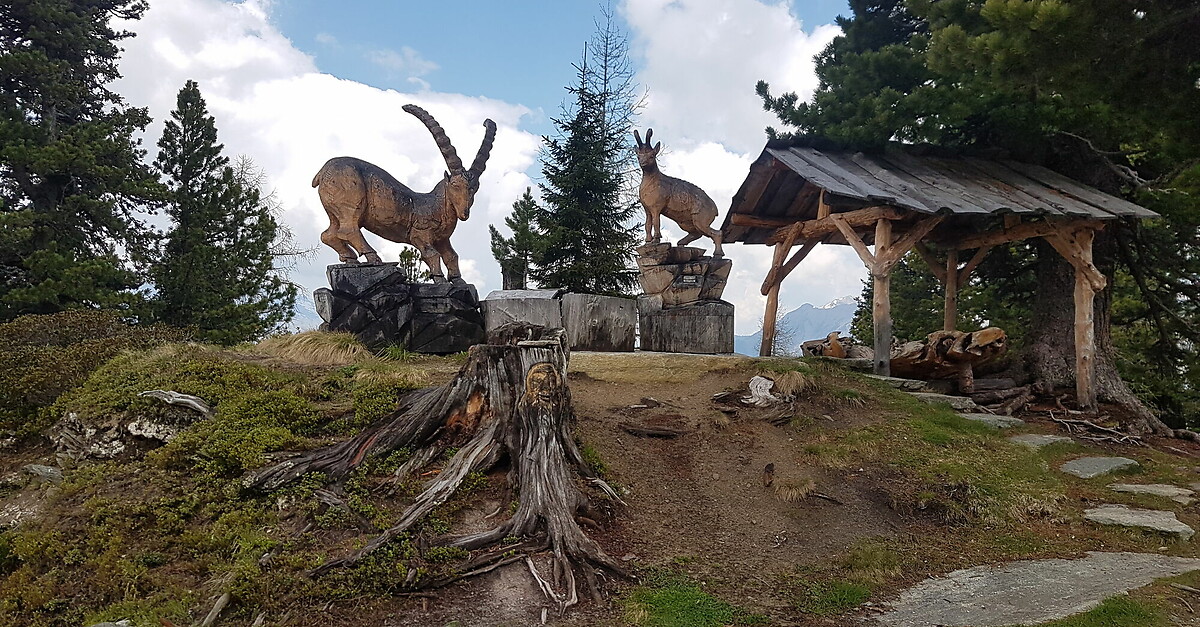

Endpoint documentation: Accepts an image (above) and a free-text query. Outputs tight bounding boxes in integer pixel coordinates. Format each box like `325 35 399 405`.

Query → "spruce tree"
531 39 640 296
490 188 541 290
152 81 296 344
0 0 164 319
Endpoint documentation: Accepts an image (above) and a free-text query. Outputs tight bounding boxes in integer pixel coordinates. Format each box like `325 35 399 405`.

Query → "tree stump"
244 323 625 612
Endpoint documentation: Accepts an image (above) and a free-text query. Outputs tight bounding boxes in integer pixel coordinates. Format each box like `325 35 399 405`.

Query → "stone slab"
1060 456 1140 479
959 413 1025 429
638 299 734 354
875 551 1200 627
865 375 928 392
1084 505 1194 539
908 392 979 412
1008 433 1074 449
1109 483 1195 504
480 297 562 335
561 293 635 352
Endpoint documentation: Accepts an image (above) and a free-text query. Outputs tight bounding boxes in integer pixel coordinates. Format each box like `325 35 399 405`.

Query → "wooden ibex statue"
313 105 497 281
634 128 723 257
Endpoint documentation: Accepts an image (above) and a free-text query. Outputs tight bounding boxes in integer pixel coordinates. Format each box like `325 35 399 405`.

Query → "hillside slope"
2 329 1200 626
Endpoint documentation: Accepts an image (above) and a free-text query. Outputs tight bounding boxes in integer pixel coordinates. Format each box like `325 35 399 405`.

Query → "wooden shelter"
721 142 1159 409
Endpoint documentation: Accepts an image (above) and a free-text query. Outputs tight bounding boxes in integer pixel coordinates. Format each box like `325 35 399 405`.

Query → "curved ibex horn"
645 128 653 144
468 119 497 189
403 104 464 173
633 129 643 147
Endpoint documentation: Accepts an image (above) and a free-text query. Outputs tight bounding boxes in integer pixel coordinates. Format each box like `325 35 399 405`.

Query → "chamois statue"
312 105 497 281
634 128 723 257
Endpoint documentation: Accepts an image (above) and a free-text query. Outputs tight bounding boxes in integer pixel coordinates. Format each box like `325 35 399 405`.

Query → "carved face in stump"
523 363 560 406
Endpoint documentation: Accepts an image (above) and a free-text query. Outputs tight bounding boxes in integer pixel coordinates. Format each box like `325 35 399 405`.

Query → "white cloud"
113 0 541 320
366 46 440 79
314 32 338 47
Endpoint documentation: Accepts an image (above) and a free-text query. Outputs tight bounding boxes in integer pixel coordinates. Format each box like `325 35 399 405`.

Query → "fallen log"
890 327 1008 393
244 323 626 613
969 385 1031 405
618 422 690 438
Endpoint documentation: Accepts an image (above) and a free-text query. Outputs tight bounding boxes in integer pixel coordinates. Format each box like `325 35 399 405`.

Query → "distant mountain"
734 296 857 356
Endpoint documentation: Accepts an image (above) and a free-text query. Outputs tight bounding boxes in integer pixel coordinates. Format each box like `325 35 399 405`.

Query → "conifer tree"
490 188 541 290
0 0 164 319
530 18 640 296
152 81 295 344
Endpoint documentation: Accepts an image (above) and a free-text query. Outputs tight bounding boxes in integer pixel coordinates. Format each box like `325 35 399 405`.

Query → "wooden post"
944 249 958 332
873 219 892 376
1073 229 1098 410
760 241 789 357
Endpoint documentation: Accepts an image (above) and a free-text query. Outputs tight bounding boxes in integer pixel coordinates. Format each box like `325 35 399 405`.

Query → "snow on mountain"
733 296 857 356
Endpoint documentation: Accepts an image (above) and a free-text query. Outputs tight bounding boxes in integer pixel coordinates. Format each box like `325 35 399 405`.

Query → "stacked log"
889 327 1008 393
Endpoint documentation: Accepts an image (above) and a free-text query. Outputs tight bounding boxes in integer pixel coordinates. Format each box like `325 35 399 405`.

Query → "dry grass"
569 352 752 384
251 331 372 366
351 357 431 389
773 478 817 502
771 370 818 397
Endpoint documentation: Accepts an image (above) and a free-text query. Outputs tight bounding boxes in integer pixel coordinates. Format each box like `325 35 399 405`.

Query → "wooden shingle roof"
722 145 1159 245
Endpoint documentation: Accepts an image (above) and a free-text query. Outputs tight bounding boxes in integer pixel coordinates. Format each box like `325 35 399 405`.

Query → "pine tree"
152 81 296 344
490 188 541 290
0 0 165 319
530 20 641 296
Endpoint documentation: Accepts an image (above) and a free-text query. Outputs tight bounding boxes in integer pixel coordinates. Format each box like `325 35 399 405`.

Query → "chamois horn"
402 104 464 173
468 119 497 191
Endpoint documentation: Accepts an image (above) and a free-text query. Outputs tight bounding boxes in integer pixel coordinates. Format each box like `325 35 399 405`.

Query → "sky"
111 0 866 335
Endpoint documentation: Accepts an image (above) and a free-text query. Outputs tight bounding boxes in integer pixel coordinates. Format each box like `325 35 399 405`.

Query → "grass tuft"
253 331 371 366
623 571 768 627
793 579 870 615
1038 595 1165 627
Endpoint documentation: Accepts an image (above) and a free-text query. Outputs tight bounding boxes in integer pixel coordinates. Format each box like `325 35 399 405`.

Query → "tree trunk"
1026 236 1170 435
244 323 626 612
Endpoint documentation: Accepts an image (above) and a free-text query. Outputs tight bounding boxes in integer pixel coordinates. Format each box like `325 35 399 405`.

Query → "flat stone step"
1084 504 1195 540
1109 483 1195 505
908 392 979 412
876 551 1200 626
1008 433 1073 449
865 374 929 392
960 413 1024 429
1060 456 1140 479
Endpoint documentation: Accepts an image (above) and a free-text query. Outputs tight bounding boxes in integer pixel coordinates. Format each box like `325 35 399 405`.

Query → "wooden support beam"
958 245 994 285
876 216 945 274
1047 227 1100 411
760 241 790 357
873 218 893 376
760 231 797 294
817 189 832 219
832 214 876 270
761 238 819 295
938 218 1103 251
729 214 796 229
944 249 958 332
766 206 905 245
1044 231 1107 292
914 243 947 283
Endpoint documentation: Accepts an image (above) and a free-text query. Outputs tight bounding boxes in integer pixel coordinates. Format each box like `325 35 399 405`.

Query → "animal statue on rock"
634 129 724 257
312 104 497 281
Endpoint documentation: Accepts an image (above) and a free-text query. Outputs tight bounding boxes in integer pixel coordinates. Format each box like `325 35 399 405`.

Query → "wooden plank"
944 249 958 332
837 152 936 213
729 214 795 228
922 155 1049 215
873 218 893 376
767 205 905 245
793 147 903 205
832 214 877 270
817 189 831 219
1001 160 1156 218
768 148 870 201
963 157 1102 217
877 151 996 214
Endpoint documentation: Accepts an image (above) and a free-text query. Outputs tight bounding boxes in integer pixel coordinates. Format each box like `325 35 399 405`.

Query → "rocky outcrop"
314 263 485 353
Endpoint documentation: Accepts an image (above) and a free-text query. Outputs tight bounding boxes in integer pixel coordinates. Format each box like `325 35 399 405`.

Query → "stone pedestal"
480 289 635 352
314 263 484 353
638 297 734 354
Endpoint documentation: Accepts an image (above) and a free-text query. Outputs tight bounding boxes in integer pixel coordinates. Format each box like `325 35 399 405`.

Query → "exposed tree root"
244 324 626 612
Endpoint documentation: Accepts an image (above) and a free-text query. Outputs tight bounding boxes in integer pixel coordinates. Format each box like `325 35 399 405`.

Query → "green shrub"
0 311 187 437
